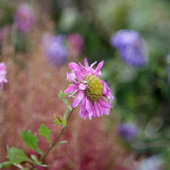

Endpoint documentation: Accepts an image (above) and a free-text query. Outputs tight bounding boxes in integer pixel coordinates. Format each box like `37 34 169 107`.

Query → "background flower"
42 34 67 67
111 30 146 67
67 33 84 58
14 3 35 33
167 67 170 85
118 122 138 141
137 155 164 170
0 62 7 89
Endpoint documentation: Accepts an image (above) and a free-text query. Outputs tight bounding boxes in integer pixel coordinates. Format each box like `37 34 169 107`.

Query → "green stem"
30 108 75 170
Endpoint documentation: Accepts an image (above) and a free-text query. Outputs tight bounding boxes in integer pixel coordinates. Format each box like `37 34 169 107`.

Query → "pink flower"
14 4 35 34
67 33 84 58
0 62 7 89
64 58 114 119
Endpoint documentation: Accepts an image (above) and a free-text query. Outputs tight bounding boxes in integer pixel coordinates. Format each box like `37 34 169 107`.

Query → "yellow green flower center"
83 74 103 102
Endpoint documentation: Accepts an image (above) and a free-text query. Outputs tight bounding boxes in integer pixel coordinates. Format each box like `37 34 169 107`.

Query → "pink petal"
66 72 77 83
79 83 87 90
78 62 85 69
90 61 97 68
94 60 104 76
69 62 84 80
99 98 112 109
94 102 101 117
101 80 107 95
85 97 94 119
64 84 78 93
102 106 110 115
84 58 89 68
69 88 79 97
79 97 87 119
72 91 84 108
98 103 104 116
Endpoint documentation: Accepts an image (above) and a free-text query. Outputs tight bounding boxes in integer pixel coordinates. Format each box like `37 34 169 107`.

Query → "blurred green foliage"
0 0 14 26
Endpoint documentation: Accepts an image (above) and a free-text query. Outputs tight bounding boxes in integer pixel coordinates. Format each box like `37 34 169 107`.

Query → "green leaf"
31 155 48 167
38 124 51 145
13 163 26 170
58 90 72 111
53 114 67 127
59 140 67 145
7 146 31 164
63 109 68 120
21 129 43 155
0 161 11 168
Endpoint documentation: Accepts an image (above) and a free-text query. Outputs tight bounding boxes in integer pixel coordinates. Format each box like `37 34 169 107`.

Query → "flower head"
166 53 170 64
111 30 146 67
0 62 7 89
64 58 114 119
42 34 67 67
118 122 138 141
67 33 84 58
138 155 164 170
167 67 170 85
14 3 35 33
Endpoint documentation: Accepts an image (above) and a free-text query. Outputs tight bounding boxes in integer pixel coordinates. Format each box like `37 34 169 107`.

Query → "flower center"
83 74 103 102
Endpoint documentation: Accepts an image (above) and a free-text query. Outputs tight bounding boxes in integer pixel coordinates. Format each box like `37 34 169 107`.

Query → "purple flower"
0 62 7 89
118 122 138 141
166 53 170 64
67 33 84 58
138 155 164 170
64 58 114 119
111 30 146 67
14 4 35 33
42 34 67 67
167 67 170 85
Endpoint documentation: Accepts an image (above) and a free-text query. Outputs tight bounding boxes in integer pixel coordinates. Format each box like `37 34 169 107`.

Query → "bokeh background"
0 0 170 169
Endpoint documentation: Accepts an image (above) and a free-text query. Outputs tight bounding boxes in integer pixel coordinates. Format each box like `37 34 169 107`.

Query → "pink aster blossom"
0 62 7 89
64 58 114 119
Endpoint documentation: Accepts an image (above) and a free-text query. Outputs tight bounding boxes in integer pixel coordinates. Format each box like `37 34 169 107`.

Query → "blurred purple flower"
111 30 146 67
167 67 170 85
166 53 170 64
0 62 7 89
138 155 164 170
42 34 67 67
67 33 84 58
118 122 138 141
14 3 35 33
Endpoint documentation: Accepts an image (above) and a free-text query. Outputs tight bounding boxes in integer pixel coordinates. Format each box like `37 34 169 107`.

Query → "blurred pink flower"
67 33 84 58
64 58 114 119
0 62 7 89
14 3 35 33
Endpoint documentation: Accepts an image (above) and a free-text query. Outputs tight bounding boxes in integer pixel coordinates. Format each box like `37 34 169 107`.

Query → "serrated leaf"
21 129 43 155
21 129 37 150
7 146 31 164
38 124 51 145
58 91 72 110
0 161 11 168
53 114 67 127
